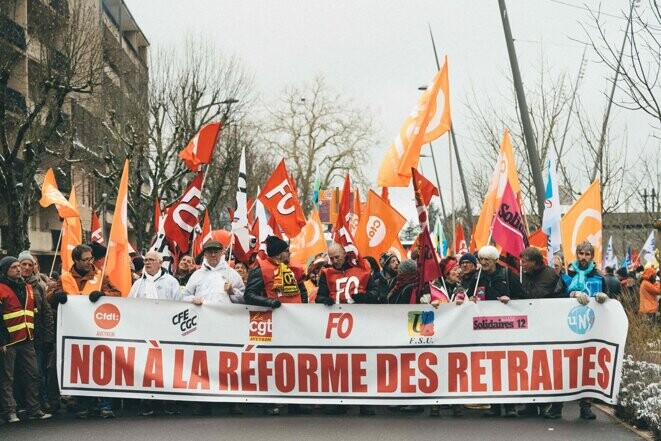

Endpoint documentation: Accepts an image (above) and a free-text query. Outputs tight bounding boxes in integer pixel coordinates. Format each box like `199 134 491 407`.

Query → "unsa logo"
94 303 121 330
367 216 386 246
567 305 595 335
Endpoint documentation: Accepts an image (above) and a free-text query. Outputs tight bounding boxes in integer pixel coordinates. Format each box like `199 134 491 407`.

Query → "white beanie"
18 250 36 263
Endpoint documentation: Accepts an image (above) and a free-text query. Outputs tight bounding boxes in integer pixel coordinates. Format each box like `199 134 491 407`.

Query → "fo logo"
408 311 434 337
249 311 273 342
567 305 595 335
94 303 120 330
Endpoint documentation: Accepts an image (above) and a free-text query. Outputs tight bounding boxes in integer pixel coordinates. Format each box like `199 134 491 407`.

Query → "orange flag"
104 160 132 297
377 56 451 187
528 229 548 264
91 211 104 245
179 122 222 172
560 180 602 268
60 187 82 271
290 210 328 265
388 237 408 262
473 129 522 249
257 160 306 237
39 168 79 218
354 190 406 258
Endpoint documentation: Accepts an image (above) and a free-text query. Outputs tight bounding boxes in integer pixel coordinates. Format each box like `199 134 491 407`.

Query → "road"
3 401 642 440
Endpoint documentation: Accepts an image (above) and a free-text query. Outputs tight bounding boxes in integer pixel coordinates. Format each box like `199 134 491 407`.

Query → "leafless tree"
0 0 103 255
262 75 377 214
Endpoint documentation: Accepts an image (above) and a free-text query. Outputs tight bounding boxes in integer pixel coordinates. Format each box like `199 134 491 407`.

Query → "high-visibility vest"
0 282 36 345
321 266 371 304
60 270 103 295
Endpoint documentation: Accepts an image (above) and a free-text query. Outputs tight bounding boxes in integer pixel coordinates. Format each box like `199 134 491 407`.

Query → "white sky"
124 0 657 221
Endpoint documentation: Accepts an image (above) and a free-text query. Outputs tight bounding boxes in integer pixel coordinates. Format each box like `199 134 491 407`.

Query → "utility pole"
498 0 546 217
427 25 473 232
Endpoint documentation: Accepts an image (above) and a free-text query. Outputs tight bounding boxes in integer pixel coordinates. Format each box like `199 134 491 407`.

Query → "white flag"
641 231 657 266
542 154 561 266
231 147 250 252
603 235 618 268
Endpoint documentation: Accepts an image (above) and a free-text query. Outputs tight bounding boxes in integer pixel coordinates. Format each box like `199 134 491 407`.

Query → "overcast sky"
124 0 656 220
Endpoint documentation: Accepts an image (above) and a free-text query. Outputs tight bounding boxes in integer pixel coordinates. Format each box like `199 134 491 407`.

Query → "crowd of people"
0 236 659 424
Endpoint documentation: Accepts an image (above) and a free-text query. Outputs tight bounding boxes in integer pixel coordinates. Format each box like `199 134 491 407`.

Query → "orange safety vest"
258 258 302 304
0 282 36 345
60 270 103 295
321 266 371 304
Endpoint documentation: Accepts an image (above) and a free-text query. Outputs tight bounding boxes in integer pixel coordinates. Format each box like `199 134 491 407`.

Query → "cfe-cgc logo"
172 309 198 336
567 305 595 335
407 311 435 344
94 303 120 336
249 311 273 342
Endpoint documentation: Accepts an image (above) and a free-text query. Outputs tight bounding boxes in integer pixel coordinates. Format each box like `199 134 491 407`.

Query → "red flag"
412 168 439 206
416 227 441 303
453 223 468 256
193 210 212 257
91 211 104 245
491 181 529 258
178 122 222 172
332 174 359 262
381 187 390 204
411 168 430 231
528 229 548 264
267 214 282 239
163 172 204 254
154 197 162 233
257 160 306 237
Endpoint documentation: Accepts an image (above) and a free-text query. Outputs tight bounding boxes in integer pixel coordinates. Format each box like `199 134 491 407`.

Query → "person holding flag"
638 267 660 326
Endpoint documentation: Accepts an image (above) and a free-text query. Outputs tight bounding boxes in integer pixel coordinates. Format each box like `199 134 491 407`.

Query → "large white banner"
57 296 628 404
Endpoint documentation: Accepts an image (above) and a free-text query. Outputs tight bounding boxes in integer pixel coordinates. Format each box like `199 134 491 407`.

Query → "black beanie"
90 242 107 260
266 236 289 257
0 256 19 277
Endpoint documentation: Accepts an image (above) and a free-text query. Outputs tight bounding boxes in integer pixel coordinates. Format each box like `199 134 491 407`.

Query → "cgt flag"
179 122 222 172
257 160 306 238
163 172 204 254
560 180 602 268
491 181 529 258
91 211 104 245
354 190 406 258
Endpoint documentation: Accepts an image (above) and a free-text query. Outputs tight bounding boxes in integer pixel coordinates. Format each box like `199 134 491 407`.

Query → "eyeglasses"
144 258 159 263
78 257 94 262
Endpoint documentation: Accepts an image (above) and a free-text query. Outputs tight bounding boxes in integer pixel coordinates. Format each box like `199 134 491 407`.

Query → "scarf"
567 260 595 293
387 271 419 301
141 270 160 299
272 262 300 297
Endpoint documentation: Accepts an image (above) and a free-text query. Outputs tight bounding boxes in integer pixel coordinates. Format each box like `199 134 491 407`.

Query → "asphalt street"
2 401 643 441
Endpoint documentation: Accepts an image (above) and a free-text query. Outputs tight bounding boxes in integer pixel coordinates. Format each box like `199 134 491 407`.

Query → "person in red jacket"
639 267 660 326
0 256 52 423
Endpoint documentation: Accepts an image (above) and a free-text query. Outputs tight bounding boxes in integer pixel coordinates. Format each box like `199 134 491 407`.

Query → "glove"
323 297 335 306
595 292 609 304
571 291 590 305
266 298 281 309
54 291 68 304
88 291 105 303
419 294 431 304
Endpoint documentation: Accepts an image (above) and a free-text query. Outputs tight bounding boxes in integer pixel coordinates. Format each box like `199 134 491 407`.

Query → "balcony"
0 14 27 50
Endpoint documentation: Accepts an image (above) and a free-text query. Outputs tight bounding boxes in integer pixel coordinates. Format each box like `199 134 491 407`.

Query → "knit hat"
478 246 500 260
458 253 477 266
266 236 289 257
440 256 458 277
0 256 19 276
398 259 417 274
90 242 107 260
380 252 396 269
18 250 36 263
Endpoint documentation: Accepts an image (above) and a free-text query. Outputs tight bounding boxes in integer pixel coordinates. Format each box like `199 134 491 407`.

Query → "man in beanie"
17 251 54 413
316 243 379 306
182 240 244 305
243 236 310 416
0 256 52 422
458 253 479 294
90 242 107 269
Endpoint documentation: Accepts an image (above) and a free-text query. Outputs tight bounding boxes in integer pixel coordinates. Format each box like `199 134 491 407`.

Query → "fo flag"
163 172 204 254
416 227 441 303
492 181 529 257
332 174 360 263
179 122 222 172
257 160 306 238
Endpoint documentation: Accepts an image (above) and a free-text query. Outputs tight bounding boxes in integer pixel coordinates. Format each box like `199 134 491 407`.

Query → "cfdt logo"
567 305 595 335
408 311 435 344
172 309 198 336
249 311 273 342
94 303 120 330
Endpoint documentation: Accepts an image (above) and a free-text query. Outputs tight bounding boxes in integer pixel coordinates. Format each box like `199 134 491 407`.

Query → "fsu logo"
408 311 435 344
249 311 273 342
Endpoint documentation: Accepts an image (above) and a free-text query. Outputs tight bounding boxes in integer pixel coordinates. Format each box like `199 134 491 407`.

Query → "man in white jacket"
129 251 181 301
182 241 244 305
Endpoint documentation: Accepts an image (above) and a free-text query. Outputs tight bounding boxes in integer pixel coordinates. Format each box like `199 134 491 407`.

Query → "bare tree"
262 75 377 214
0 1 103 255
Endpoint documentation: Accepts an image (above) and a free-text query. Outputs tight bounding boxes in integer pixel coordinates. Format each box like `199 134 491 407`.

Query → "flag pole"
49 226 64 277
472 214 496 298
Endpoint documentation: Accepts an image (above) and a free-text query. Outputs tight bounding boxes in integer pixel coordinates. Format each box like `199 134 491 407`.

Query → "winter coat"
25 274 55 347
129 269 182 301
182 257 245 304
639 268 660 314
521 265 564 299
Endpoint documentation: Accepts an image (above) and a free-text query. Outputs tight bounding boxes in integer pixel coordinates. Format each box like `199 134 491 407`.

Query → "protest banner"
58 296 627 405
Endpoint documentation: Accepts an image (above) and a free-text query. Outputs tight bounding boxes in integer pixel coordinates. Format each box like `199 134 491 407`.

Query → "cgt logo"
567 305 595 335
249 311 273 342
408 311 435 344
94 303 120 330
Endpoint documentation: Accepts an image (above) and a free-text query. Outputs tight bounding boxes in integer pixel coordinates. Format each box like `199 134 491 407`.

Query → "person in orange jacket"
639 267 660 326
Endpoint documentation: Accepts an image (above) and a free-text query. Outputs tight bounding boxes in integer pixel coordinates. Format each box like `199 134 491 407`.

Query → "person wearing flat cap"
244 235 308 308
182 240 244 305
